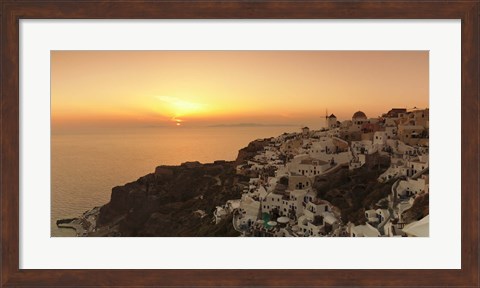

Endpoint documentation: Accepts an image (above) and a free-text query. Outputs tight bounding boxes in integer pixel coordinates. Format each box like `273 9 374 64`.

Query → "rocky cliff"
90 143 260 237
234 138 271 165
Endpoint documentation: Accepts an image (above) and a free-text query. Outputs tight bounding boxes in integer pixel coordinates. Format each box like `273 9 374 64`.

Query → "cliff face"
234 138 271 164
95 161 241 236
94 141 261 237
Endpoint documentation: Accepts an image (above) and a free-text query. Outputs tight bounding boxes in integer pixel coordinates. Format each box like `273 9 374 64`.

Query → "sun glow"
156 96 205 118
51 51 429 131
172 117 183 126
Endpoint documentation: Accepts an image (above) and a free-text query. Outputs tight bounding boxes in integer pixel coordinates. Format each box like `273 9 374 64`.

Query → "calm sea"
51 126 299 236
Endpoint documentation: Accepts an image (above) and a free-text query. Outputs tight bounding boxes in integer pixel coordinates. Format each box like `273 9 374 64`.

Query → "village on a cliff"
58 107 429 237
214 107 429 237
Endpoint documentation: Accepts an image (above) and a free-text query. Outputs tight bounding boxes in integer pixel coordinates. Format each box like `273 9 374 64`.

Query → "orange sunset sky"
51 51 428 131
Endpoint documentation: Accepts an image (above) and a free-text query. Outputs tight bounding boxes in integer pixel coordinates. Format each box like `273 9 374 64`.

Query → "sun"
156 96 207 126
172 117 183 126
157 96 205 117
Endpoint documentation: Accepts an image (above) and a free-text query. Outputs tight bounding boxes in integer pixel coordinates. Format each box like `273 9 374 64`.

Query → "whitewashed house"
304 199 331 221
237 194 261 228
350 223 380 237
373 131 388 146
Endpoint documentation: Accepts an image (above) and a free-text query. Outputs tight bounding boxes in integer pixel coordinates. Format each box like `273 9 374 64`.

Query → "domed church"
352 111 367 121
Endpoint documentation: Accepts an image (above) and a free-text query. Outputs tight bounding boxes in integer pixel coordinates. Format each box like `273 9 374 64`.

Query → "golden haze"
51 51 429 131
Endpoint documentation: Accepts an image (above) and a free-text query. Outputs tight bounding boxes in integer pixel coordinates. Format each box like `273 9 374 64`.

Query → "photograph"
51 50 429 237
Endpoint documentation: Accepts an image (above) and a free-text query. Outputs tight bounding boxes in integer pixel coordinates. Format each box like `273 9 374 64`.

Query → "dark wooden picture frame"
1 1 478 287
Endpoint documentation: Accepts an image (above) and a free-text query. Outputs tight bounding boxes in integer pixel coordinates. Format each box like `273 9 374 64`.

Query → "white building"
238 194 261 227
351 140 377 155
396 176 428 198
350 223 380 237
327 114 338 129
373 131 388 146
262 192 284 215
365 209 379 223
405 158 428 177
288 189 308 217
304 199 331 221
287 175 312 190
296 158 331 177
351 111 368 131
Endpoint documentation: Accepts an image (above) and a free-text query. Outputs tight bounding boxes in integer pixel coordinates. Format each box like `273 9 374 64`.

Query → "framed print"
48 50 431 238
1 1 478 287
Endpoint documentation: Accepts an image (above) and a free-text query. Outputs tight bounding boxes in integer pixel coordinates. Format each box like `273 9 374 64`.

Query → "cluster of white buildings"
216 108 430 237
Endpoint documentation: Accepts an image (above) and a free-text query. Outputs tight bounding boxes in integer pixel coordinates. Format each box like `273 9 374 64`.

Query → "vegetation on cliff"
314 153 393 225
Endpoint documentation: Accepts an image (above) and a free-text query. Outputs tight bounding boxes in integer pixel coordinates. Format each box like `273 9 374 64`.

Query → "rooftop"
300 158 328 165
353 111 367 119
311 199 329 205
